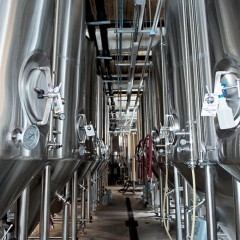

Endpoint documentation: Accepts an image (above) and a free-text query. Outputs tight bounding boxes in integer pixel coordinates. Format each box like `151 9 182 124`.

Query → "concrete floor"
29 186 176 239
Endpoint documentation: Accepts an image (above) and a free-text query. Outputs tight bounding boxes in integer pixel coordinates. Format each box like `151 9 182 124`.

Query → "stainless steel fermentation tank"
27 0 86 233
0 0 54 219
144 0 240 239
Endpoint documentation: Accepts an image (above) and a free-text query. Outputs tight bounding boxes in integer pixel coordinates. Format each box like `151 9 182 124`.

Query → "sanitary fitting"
48 138 63 150
55 193 70 205
186 198 205 213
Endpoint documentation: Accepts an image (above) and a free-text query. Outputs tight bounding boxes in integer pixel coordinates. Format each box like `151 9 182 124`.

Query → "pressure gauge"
22 125 40 150
59 113 66 120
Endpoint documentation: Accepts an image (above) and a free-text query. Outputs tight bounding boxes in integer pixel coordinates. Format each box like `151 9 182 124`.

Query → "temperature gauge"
22 125 40 150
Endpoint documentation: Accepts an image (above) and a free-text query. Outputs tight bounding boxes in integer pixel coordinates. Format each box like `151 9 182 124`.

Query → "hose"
162 166 172 240
190 168 196 240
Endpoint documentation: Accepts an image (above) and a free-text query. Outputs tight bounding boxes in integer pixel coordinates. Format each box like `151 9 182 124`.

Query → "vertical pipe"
87 172 91 220
233 178 240 240
166 191 171 231
40 165 51 240
62 182 70 240
174 166 182 240
18 186 30 240
183 179 191 239
159 168 163 219
71 171 78 240
205 166 217 240
81 178 86 234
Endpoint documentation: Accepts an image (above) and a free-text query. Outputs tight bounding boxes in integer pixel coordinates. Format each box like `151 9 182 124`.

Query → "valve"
48 138 63 150
34 67 65 126
177 146 190 153
55 193 71 205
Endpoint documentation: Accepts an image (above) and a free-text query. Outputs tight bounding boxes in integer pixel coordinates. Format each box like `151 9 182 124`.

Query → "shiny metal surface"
72 171 78 240
205 165 217 240
174 167 182 240
183 179 190 239
62 181 70 240
40 165 51 240
18 186 30 240
0 0 54 219
208 0 240 167
148 0 240 238
233 178 240 239
27 0 86 232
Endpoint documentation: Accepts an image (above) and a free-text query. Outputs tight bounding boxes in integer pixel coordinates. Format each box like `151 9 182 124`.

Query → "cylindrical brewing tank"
28 0 86 232
127 134 137 181
151 0 239 238
137 95 145 142
0 0 54 219
152 43 165 131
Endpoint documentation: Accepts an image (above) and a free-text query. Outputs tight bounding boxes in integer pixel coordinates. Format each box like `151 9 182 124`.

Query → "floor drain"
145 222 150 224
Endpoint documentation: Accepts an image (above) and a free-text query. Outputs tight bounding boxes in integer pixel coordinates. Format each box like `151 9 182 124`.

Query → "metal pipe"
52 0 60 85
128 0 163 128
81 178 86 234
18 186 30 240
166 189 170 231
71 171 78 240
40 165 51 240
159 168 163 219
87 172 92 220
174 166 182 239
183 179 191 239
233 178 240 239
62 181 70 240
205 166 217 239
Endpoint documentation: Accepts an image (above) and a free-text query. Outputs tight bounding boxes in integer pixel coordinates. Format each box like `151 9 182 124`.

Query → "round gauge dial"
22 125 40 150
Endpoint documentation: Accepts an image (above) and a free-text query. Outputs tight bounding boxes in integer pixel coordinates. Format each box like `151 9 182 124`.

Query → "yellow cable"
162 166 172 240
190 168 196 240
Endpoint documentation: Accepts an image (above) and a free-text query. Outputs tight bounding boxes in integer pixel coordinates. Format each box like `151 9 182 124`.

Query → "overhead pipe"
94 0 117 130
86 0 115 129
125 0 146 110
129 0 163 128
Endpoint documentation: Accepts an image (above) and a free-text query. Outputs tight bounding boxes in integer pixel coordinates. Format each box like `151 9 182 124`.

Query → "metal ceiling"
87 0 163 134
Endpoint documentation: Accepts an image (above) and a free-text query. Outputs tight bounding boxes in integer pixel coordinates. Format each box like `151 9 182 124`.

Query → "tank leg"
233 178 240 240
40 165 51 240
205 166 217 239
183 179 190 239
62 181 70 240
159 168 163 222
166 189 171 231
81 178 86 235
18 186 30 240
174 166 182 240
71 170 78 240
87 172 92 221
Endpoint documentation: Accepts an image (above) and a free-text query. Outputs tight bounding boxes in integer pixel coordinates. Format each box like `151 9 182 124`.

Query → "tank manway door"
19 52 52 129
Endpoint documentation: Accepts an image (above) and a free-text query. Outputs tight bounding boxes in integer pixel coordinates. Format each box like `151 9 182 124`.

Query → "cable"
190 168 196 240
162 166 172 240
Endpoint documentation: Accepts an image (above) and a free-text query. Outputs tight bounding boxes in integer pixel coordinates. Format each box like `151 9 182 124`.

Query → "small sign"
201 94 218 116
53 93 63 114
84 124 95 137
